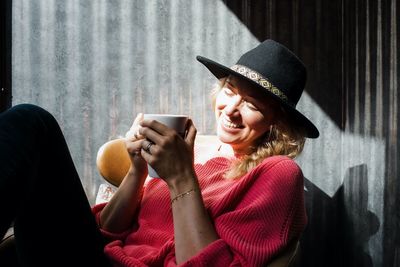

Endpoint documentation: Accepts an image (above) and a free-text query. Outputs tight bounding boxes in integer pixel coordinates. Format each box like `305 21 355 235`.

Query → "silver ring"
144 141 154 155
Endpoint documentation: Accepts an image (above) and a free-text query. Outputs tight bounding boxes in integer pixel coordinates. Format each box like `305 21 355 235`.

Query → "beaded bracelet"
171 188 196 204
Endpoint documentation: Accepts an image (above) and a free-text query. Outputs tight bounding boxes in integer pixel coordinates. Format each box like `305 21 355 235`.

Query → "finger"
133 128 142 140
133 113 143 125
125 129 144 142
125 139 145 156
142 140 155 155
126 113 142 135
138 124 165 145
184 119 197 147
126 113 144 140
140 144 153 164
140 119 174 137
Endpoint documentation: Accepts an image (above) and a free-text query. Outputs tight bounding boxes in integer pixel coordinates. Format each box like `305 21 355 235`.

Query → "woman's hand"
100 113 149 232
138 118 219 264
139 118 197 187
124 113 148 178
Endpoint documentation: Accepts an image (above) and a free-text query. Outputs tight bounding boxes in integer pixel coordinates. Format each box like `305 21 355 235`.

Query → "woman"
0 39 318 266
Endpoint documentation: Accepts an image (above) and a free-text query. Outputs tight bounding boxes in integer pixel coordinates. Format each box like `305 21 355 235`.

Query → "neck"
219 143 250 158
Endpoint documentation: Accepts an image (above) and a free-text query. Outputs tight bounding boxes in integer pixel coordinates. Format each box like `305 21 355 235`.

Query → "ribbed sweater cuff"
179 239 235 266
92 203 131 240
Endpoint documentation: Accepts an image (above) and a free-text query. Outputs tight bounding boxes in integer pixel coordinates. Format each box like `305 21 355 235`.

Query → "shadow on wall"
220 1 386 266
301 164 380 267
221 0 344 130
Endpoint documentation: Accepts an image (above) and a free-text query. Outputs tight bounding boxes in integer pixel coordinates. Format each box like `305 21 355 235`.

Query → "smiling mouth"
222 116 244 129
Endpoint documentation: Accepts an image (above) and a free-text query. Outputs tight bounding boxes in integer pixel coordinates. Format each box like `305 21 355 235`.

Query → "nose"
224 95 242 116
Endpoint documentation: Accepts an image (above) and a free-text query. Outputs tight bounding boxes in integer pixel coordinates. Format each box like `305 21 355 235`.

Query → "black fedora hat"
197 39 319 138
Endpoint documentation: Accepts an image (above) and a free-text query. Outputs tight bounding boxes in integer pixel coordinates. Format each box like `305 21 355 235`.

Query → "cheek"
244 112 271 134
215 92 225 106
214 93 225 115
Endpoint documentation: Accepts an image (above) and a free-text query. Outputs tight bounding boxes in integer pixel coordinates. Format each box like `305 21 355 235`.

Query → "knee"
10 104 57 123
8 104 60 132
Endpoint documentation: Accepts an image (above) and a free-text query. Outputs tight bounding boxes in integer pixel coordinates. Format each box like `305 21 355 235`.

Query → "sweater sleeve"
178 157 307 267
91 203 132 241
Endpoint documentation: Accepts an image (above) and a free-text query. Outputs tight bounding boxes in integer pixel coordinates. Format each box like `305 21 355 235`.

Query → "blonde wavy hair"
211 78 306 179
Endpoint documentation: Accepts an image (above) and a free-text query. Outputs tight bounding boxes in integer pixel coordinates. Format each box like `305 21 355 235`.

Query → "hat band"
230 64 294 107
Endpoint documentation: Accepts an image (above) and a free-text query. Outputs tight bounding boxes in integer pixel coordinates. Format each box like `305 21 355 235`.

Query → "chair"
268 241 301 267
0 228 19 267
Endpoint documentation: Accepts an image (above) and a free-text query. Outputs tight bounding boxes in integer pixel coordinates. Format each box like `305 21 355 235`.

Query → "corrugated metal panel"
342 0 398 266
11 0 399 266
222 1 398 266
12 0 259 202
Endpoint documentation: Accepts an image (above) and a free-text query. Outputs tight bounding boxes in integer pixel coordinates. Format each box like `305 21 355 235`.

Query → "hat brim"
196 55 319 138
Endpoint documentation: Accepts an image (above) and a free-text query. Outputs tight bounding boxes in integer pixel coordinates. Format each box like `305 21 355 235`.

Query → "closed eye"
244 100 259 111
223 87 235 96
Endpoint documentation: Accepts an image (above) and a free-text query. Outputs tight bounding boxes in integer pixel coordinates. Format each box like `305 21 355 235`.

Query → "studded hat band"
230 64 294 107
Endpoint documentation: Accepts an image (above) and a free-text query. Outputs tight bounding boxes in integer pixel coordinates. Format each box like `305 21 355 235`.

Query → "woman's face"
215 76 278 155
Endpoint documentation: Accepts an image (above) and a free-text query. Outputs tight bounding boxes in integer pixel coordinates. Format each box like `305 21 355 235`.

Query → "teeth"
222 117 242 128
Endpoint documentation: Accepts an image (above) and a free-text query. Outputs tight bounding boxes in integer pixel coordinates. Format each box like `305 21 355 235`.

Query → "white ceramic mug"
143 114 189 178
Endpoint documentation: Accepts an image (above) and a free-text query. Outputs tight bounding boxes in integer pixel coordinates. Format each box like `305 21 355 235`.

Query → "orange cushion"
96 135 219 187
96 138 131 186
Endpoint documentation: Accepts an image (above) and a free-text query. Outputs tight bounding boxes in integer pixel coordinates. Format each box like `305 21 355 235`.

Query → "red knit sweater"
92 149 307 267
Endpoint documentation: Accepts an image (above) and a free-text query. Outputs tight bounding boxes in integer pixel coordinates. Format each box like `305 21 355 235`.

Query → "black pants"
0 104 111 267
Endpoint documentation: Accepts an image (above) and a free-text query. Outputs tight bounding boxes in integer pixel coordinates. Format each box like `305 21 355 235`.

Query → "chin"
217 128 228 143
217 129 238 145
217 135 231 144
